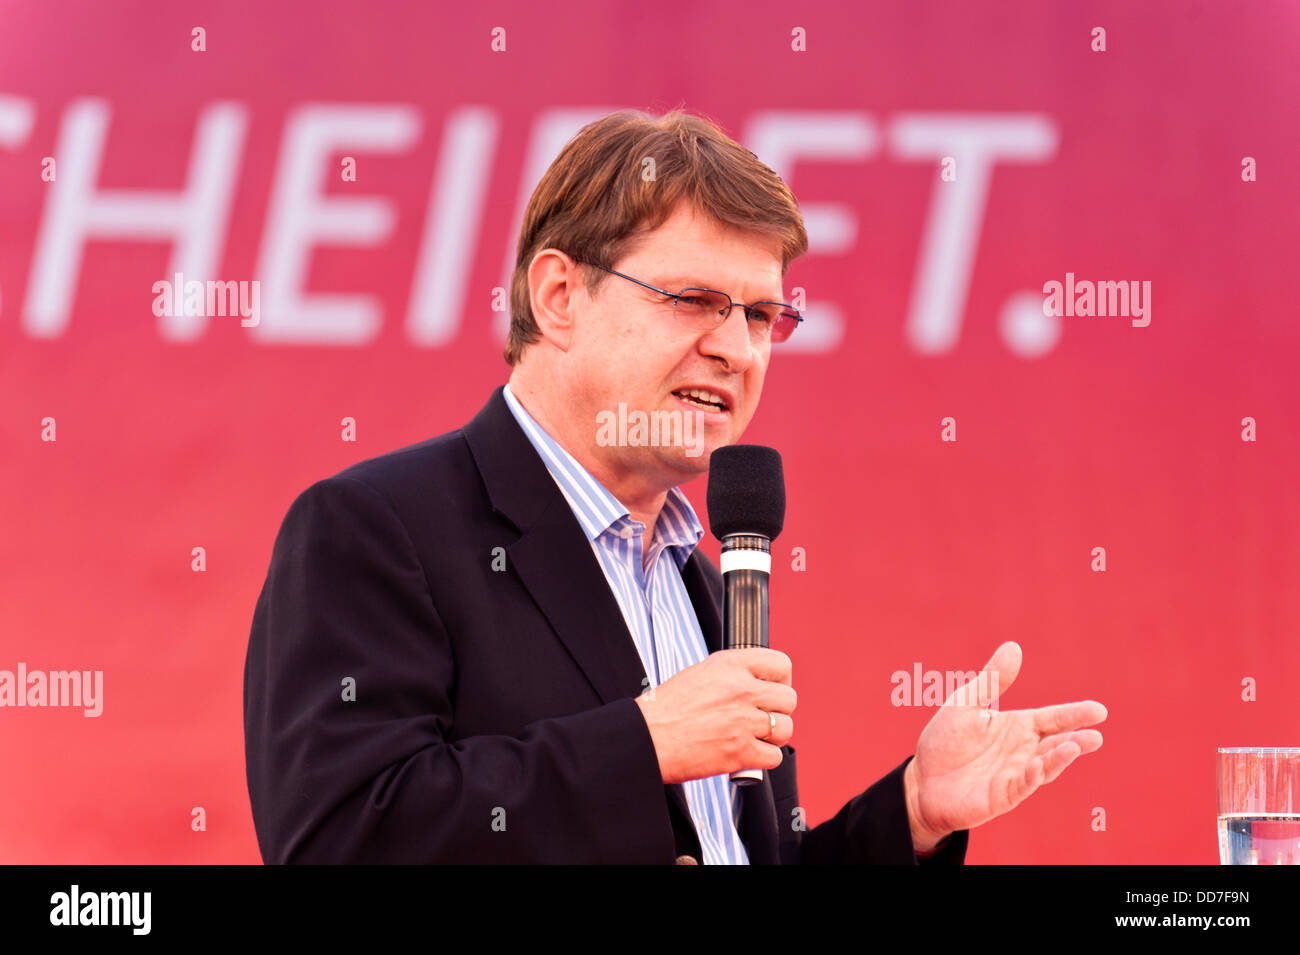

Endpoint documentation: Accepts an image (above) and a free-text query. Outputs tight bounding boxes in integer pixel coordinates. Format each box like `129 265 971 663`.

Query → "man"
243 108 1106 864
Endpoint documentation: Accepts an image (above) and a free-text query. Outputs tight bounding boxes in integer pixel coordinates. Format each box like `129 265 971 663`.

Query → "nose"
698 304 755 372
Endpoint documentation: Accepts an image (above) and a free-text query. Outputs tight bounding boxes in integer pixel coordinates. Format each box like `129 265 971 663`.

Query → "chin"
655 444 713 475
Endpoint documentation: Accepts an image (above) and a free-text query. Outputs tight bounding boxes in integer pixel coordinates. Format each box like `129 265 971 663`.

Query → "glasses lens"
675 289 731 327
754 303 800 343
675 290 801 344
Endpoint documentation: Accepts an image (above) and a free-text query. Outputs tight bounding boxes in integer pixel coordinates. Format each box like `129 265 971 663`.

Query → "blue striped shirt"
502 383 748 864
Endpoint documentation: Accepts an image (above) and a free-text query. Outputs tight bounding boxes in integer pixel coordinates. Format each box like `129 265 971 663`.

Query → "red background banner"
1 0 1297 863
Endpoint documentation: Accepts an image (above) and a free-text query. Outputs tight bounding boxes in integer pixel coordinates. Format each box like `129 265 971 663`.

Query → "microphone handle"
721 535 771 785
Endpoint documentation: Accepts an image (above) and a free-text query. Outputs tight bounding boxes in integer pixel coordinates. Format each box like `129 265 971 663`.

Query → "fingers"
723 647 796 712
750 739 786 770
1019 740 1084 799
1036 728 1103 756
730 646 792 685
1011 736 1089 807
1032 700 1108 735
750 680 797 716
751 708 794 747
1038 740 1082 785
748 709 790 769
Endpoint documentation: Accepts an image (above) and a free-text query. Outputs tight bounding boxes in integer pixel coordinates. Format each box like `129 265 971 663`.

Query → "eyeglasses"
577 262 803 344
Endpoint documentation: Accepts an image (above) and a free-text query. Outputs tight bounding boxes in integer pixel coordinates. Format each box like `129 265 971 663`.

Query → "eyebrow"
655 276 787 303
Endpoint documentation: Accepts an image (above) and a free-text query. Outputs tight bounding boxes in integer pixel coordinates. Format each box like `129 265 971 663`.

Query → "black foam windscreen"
706 444 785 541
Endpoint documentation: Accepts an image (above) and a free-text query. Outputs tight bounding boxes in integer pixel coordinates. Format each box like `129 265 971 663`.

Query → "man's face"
566 200 783 487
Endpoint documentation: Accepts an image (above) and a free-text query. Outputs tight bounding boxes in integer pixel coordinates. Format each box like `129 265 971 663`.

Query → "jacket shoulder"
328 428 469 495
272 426 484 547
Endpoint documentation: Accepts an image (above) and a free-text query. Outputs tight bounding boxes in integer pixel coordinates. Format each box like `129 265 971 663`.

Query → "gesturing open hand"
903 641 1107 847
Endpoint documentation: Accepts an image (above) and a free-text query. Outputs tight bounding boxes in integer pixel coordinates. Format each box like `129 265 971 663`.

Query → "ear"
527 249 581 353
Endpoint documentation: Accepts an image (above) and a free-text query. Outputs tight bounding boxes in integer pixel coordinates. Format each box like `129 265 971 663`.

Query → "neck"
507 374 671 558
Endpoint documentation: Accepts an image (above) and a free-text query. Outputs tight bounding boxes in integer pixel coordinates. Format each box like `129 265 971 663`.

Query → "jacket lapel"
464 385 775 863
680 549 722 654
463 386 648 705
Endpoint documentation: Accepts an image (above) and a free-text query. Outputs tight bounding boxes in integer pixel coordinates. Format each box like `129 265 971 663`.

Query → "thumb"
948 641 1021 708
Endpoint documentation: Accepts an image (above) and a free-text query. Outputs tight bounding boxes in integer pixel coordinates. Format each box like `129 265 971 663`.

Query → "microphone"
706 444 785 786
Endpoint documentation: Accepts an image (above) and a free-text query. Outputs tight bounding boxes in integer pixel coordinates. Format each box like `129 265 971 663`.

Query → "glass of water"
1217 747 1300 864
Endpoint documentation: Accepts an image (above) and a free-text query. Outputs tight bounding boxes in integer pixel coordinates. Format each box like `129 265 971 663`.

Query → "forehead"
650 271 786 302
621 201 787 299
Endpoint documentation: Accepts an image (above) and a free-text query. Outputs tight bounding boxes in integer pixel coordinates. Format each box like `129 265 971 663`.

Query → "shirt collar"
501 383 704 556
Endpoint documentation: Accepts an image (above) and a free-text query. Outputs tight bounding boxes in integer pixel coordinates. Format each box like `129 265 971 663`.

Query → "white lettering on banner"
746 111 880 353
0 95 36 322
24 98 247 341
252 104 421 344
890 114 1059 355
0 94 35 146
408 106 499 346
6 100 1059 355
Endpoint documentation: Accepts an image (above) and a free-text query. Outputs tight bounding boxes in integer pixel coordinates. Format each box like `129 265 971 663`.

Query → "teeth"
676 388 727 409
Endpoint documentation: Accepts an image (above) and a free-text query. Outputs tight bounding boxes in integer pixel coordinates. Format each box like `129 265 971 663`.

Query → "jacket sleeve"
786 752 970 864
243 475 672 863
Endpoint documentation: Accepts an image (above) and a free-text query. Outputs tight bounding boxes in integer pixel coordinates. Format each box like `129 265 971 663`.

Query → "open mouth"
672 389 729 413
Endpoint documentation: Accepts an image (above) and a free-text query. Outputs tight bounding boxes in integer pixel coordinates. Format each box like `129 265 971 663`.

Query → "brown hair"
504 107 808 365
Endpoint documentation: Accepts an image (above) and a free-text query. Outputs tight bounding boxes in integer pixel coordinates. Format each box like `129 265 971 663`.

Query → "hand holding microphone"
634 646 796 785
633 444 794 786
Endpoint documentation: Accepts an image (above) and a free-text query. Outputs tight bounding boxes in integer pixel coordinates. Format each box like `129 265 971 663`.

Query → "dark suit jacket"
243 385 970 864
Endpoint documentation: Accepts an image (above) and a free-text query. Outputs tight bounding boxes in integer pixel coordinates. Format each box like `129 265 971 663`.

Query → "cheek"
746 366 767 410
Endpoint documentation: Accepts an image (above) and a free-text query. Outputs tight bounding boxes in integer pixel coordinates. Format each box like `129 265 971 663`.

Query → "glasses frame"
576 261 803 343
